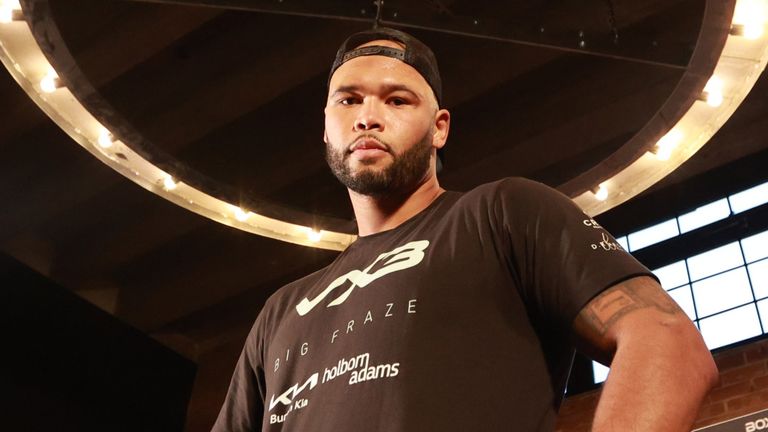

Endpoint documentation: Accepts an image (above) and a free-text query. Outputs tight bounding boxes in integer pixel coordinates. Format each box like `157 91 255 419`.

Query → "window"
592 362 610 384
742 231 768 263
758 299 768 329
678 199 731 234
627 218 679 252
616 180 768 255
616 236 629 251
748 259 768 300
698 305 762 349
592 229 768 384
686 242 744 281
590 178 768 385
667 286 696 320
653 260 689 290
691 268 753 318
729 180 768 214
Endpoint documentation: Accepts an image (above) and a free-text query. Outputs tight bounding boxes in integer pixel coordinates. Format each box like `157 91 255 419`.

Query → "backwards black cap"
328 27 443 106
328 27 447 170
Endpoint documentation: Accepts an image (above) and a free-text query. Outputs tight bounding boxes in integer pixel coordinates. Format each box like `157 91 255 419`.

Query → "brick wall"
555 337 768 431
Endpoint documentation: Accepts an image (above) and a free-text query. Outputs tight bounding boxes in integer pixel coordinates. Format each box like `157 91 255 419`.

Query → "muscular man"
213 27 717 431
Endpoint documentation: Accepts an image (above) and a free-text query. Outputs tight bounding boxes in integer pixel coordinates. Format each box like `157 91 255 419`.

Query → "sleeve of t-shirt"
493 177 658 331
211 315 267 432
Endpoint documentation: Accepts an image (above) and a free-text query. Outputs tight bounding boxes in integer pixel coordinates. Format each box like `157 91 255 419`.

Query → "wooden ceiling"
2 0 768 427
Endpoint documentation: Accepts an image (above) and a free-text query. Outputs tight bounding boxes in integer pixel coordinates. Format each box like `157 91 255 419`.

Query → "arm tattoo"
583 277 680 336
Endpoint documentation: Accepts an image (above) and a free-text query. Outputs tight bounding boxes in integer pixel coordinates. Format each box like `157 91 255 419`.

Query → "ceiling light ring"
4 0 762 247
558 0 736 206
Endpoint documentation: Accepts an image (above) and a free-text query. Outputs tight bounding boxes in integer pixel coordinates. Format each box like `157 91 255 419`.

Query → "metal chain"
373 0 383 28
603 0 620 45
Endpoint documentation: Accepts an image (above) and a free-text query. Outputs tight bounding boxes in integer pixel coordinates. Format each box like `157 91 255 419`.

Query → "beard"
325 131 434 197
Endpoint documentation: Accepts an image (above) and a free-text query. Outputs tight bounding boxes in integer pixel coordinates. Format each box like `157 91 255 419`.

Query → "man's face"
324 40 447 196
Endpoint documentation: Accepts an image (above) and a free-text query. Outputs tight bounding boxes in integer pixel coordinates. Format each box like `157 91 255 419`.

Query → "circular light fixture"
1 0 765 249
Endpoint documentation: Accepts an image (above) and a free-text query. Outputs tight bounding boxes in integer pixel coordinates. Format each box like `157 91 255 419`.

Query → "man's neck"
349 176 445 237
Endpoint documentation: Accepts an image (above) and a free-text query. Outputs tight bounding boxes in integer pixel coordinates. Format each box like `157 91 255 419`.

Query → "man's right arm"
572 276 718 431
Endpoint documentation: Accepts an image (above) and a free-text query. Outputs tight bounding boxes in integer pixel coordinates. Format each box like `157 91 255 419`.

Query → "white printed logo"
295 240 429 316
267 352 401 424
583 218 603 229
583 218 625 252
747 418 768 432
591 232 625 251
268 373 318 412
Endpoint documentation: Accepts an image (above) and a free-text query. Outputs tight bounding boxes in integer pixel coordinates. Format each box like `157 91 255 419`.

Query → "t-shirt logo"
295 240 429 316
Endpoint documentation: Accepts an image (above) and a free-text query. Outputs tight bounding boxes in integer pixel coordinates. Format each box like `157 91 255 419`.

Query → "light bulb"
593 185 609 201
0 7 12 23
654 129 683 161
0 1 21 23
655 147 673 161
703 76 724 107
40 70 61 93
744 23 765 39
163 176 177 191
733 0 767 39
97 129 113 148
703 91 723 107
235 207 251 222
307 229 323 243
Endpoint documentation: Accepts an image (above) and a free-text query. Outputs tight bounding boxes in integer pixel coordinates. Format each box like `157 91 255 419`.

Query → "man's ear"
432 109 451 150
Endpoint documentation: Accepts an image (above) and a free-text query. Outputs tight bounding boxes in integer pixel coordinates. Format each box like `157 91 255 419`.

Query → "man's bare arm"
573 276 719 431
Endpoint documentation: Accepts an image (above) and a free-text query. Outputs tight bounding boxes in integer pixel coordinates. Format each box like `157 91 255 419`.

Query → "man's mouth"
349 137 388 153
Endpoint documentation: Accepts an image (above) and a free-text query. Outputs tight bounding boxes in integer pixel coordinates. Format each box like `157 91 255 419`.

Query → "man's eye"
340 97 359 105
389 97 408 106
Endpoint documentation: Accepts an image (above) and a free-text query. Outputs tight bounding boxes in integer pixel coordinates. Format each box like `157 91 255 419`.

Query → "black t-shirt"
212 178 654 432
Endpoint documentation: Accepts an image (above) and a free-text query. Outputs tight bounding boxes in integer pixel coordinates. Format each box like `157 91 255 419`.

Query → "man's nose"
354 100 383 131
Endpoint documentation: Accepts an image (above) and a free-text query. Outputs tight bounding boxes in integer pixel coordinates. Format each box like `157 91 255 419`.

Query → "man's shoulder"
468 176 553 195
456 176 558 206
